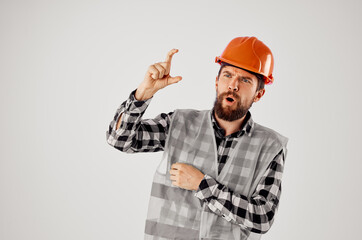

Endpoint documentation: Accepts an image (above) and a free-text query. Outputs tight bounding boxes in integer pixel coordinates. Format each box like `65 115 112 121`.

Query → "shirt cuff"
194 174 219 202
126 89 153 114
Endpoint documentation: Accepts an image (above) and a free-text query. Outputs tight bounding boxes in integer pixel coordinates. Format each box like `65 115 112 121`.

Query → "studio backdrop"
1 0 361 239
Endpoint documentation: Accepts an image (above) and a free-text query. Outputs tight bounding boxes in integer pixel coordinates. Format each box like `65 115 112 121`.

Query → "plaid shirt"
106 90 285 234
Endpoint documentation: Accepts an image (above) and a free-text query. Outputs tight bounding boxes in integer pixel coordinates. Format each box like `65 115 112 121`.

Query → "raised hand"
135 49 182 101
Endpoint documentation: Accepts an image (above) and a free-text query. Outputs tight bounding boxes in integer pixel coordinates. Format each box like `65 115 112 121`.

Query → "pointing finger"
165 48 178 64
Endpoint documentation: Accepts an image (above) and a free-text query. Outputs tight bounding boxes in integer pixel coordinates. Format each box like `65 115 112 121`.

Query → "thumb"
167 76 182 85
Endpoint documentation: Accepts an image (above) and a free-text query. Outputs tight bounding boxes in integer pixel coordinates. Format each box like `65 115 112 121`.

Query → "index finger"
165 48 179 63
171 162 180 169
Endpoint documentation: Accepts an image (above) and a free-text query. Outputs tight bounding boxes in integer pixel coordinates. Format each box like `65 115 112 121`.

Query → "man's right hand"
135 49 182 101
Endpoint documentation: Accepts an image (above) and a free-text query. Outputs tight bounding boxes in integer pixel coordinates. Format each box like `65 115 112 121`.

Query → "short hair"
217 62 265 91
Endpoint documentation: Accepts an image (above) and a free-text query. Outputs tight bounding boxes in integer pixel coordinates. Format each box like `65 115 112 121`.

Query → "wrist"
194 174 205 191
135 87 155 101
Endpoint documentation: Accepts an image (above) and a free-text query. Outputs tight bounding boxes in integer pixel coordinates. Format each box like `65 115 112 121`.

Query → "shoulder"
173 109 210 119
252 122 289 148
170 109 211 130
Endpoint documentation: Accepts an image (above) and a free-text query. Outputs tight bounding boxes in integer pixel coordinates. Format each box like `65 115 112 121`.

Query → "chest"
167 112 266 196
215 135 240 175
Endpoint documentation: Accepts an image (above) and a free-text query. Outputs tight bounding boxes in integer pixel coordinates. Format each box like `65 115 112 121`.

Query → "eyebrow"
222 70 254 82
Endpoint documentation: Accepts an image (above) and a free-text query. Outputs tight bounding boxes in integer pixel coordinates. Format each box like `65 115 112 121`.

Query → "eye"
224 73 231 78
241 78 251 83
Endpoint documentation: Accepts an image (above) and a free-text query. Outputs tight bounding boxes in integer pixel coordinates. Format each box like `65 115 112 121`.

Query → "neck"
214 112 247 136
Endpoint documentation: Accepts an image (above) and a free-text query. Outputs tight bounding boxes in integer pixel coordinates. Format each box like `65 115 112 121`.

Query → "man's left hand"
169 163 205 191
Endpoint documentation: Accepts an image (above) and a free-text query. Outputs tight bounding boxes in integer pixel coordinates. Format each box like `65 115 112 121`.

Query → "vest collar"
210 110 255 137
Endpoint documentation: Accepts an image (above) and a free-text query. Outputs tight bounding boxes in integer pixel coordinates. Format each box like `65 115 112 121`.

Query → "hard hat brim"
215 56 273 85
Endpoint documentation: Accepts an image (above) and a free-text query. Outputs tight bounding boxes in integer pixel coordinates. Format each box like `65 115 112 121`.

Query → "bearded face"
213 90 253 122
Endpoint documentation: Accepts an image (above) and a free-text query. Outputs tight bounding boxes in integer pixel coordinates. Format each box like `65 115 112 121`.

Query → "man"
106 36 288 240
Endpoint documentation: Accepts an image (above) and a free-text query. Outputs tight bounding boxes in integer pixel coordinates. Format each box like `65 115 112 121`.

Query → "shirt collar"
210 109 254 137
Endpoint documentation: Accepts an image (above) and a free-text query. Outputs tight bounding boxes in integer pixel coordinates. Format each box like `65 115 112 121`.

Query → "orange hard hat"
215 36 274 84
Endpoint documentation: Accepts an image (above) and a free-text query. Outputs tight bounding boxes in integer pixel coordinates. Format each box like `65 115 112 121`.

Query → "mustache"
219 91 240 100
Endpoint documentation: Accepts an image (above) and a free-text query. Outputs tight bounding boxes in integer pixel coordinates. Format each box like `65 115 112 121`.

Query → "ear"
253 88 265 102
215 76 218 90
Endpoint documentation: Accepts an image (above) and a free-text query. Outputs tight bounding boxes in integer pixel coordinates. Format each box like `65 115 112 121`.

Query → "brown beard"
213 91 253 122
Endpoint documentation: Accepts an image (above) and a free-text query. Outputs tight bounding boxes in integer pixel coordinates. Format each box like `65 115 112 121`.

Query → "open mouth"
226 97 234 103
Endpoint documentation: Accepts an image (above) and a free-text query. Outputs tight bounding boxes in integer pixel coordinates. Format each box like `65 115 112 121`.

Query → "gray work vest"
144 109 288 240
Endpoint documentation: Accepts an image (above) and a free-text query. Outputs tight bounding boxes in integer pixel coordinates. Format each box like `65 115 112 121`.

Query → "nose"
228 78 239 92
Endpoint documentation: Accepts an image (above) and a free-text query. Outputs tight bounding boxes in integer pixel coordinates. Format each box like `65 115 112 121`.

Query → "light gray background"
1 0 361 239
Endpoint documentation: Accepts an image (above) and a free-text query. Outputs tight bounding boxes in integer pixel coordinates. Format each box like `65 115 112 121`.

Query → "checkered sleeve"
106 89 173 153
194 150 285 234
